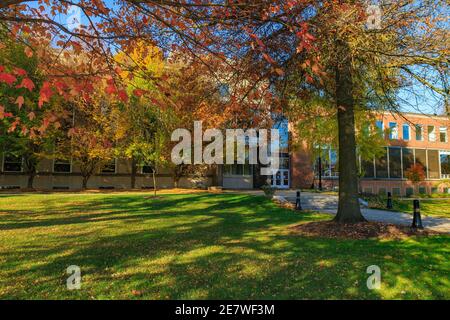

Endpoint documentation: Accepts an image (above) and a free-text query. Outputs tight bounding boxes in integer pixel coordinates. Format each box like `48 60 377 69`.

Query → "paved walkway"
229 190 450 233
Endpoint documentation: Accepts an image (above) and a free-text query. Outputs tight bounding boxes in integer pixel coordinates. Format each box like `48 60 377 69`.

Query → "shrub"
261 184 276 198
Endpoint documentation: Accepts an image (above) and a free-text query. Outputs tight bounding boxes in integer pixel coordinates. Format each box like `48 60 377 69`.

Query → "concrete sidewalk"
229 190 450 233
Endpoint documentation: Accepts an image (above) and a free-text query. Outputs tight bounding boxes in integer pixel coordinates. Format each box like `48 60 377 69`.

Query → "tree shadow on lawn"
1 193 448 299
0 193 248 230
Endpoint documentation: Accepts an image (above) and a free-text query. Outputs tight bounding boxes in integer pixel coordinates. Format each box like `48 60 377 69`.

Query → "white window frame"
402 124 410 141
439 127 448 143
389 122 398 140
415 124 423 141
428 125 436 142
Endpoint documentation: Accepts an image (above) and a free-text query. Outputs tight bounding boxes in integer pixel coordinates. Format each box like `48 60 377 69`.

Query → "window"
314 147 338 178
392 188 401 196
427 150 440 179
274 119 289 153
414 149 427 176
101 159 116 173
378 188 387 195
402 148 414 178
375 120 384 135
279 157 290 169
141 164 154 174
314 147 329 178
402 124 410 140
388 147 402 178
440 127 448 143
329 149 338 177
428 125 436 142
53 159 71 173
389 122 398 139
3 153 22 172
223 164 252 176
415 124 423 141
441 153 450 178
375 147 388 178
406 187 414 197
361 158 375 178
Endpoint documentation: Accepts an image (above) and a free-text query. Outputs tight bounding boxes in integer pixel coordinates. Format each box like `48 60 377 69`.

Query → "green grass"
0 193 448 300
394 200 450 219
366 197 450 218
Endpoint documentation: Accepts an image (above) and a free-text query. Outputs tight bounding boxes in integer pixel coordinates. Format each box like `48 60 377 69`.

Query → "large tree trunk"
334 39 366 223
24 145 39 190
27 172 35 189
24 157 37 189
173 176 179 188
81 175 89 190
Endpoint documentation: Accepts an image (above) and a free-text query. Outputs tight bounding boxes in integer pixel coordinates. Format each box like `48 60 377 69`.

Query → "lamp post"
318 155 323 191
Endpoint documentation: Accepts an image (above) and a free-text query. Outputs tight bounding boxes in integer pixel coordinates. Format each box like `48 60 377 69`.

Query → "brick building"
1 112 449 195
290 112 450 195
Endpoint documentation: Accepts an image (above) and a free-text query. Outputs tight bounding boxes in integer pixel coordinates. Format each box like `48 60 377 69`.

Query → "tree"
121 116 169 193
276 1 447 222
56 88 118 190
0 33 65 189
405 163 426 195
115 42 169 190
64 128 114 190
1 1 448 223
289 94 386 192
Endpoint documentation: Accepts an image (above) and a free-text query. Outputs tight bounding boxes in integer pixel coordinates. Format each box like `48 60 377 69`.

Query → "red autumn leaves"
0 65 36 124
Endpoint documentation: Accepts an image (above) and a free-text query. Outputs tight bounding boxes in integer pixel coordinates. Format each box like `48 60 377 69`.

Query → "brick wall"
289 112 450 194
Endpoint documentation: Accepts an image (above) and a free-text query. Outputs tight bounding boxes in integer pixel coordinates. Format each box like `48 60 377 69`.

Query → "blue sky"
32 1 448 116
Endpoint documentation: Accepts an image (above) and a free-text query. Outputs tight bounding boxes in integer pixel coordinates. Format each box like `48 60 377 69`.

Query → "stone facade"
0 157 213 191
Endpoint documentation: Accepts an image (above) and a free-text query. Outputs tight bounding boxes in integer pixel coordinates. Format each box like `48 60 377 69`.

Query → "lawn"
366 197 450 218
394 199 450 219
0 192 448 300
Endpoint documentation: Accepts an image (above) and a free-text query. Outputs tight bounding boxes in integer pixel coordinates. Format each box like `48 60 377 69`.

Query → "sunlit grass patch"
0 192 448 299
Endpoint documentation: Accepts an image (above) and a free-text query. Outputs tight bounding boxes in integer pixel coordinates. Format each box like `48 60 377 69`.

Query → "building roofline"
381 110 449 120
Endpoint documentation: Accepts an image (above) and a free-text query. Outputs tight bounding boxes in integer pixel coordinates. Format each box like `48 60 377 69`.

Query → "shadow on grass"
0 193 448 299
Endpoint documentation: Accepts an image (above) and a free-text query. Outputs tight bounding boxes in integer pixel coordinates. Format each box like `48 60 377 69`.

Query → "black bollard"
295 190 302 211
387 192 393 209
411 199 424 229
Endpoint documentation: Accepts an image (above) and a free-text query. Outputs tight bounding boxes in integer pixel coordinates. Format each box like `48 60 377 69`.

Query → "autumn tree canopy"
0 0 448 222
